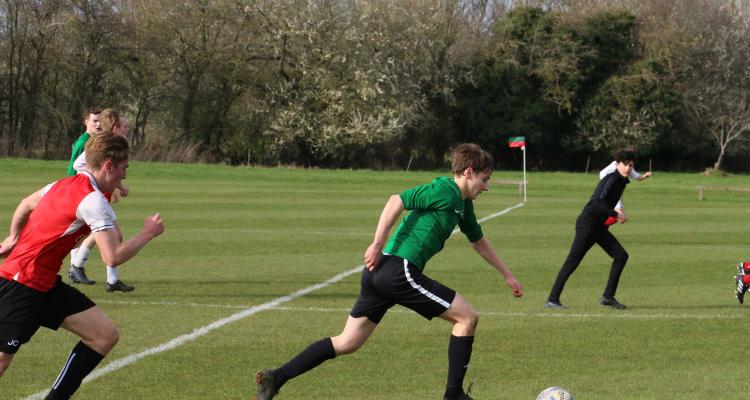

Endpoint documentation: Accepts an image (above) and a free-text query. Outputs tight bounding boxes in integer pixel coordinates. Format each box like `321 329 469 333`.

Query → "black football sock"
45 341 105 399
445 335 474 399
275 337 336 390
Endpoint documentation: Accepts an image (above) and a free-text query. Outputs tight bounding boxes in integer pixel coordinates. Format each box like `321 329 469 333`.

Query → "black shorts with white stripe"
350 255 456 324
0 276 95 354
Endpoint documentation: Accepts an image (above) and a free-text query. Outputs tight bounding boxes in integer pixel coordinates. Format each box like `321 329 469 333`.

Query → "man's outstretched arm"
470 237 523 297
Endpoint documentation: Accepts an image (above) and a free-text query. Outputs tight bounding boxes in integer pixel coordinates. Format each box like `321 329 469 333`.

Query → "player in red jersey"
735 261 750 304
0 132 165 399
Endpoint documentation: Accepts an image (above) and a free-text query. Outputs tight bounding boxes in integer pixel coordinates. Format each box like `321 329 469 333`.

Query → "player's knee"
616 250 629 264
106 324 120 348
331 335 363 355
455 305 479 332
466 307 479 330
334 339 361 355
92 323 119 353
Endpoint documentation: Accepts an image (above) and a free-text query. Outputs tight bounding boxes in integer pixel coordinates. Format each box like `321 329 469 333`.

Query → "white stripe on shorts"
402 259 451 309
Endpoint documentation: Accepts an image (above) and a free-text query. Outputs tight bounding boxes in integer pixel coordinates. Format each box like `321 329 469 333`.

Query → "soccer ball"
536 387 573 400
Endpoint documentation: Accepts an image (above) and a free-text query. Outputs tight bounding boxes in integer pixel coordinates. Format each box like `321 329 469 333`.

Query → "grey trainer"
69 267 96 285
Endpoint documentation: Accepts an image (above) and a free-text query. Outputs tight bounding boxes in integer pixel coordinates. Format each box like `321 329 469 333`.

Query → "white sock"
106 266 119 285
72 247 90 269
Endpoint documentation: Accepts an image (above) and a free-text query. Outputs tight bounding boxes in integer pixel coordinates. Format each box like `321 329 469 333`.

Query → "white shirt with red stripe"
0 172 116 292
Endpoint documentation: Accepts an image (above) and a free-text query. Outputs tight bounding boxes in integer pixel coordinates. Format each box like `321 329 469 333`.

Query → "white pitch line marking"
93 301 743 321
21 202 524 400
269 305 743 321
96 299 250 309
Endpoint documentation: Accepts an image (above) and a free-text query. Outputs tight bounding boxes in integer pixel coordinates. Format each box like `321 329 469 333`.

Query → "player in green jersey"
256 143 523 400
66 108 102 285
68 109 134 292
68 108 102 177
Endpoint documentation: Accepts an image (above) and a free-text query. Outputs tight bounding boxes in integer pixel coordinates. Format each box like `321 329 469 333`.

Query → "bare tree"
678 2 750 171
0 0 72 156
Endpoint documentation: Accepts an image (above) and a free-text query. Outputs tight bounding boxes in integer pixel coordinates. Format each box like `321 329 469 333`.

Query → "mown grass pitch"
0 159 747 399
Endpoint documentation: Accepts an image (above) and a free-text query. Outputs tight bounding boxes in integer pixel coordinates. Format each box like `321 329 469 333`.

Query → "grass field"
0 158 747 399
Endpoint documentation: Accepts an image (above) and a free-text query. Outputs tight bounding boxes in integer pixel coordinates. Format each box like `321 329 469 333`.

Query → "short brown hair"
82 107 101 121
85 130 129 169
98 108 120 132
451 143 493 174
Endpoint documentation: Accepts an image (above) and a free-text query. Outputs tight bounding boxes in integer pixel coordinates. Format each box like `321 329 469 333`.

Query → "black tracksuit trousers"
548 214 629 303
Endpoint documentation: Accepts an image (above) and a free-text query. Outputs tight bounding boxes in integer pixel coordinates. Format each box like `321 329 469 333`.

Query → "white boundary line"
21 202 524 400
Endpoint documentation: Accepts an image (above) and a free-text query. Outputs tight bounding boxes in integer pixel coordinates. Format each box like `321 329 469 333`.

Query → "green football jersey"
68 132 90 176
383 176 483 270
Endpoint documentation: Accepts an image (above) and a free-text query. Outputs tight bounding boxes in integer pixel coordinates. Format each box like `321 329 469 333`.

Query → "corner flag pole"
522 145 527 202
507 135 527 202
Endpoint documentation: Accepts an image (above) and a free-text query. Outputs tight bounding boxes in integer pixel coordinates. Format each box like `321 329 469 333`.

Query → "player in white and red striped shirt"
0 132 164 399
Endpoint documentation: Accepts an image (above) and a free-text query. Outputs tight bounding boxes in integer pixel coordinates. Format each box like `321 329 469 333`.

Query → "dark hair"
82 107 102 121
451 143 494 174
85 130 129 169
613 148 636 163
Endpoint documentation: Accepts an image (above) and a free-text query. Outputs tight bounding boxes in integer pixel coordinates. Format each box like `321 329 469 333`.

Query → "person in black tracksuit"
546 149 636 309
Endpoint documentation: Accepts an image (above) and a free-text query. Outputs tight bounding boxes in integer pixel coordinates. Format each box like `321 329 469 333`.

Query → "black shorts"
350 255 456 324
0 276 95 354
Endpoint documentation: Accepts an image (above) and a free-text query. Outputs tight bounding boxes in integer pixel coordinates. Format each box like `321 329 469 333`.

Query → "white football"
536 387 573 400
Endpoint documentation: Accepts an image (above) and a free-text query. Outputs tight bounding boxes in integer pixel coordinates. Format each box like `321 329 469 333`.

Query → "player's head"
613 148 636 177
85 131 129 191
82 107 102 134
113 115 129 138
452 143 493 175
98 108 121 133
452 143 493 199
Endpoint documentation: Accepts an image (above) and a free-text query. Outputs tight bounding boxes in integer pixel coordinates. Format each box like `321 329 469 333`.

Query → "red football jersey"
0 172 116 292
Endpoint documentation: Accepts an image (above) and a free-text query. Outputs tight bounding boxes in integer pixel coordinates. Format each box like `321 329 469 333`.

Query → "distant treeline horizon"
1 0 749 172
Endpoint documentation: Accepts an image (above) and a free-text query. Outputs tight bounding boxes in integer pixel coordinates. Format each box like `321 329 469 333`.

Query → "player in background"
0 132 164 399
598 154 651 225
68 109 135 292
255 143 523 400
67 108 102 177
545 148 637 310
68 108 112 285
734 261 750 304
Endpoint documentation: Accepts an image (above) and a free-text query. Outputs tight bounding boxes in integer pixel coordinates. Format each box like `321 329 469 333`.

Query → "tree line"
2 0 750 171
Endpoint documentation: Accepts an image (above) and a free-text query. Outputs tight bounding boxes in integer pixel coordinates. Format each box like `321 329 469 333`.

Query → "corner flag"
508 136 526 148
506 136 527 202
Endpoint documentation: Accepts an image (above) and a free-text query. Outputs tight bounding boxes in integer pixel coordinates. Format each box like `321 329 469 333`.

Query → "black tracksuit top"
580 171 630 223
